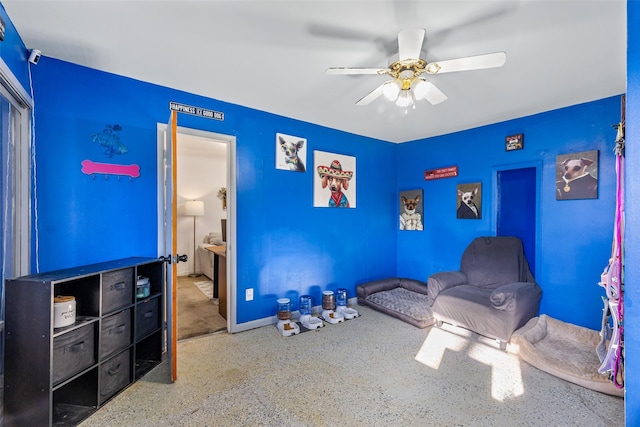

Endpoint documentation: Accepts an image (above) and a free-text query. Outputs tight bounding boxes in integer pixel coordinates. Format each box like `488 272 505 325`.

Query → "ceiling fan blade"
427 52 506 74
397 28 425 61
326 67 387 75
422 82 448 105
356 83 385 105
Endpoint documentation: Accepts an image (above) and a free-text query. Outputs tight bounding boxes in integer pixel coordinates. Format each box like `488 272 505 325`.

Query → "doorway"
496 165 539 276
176 134 227 339
156 124 238 342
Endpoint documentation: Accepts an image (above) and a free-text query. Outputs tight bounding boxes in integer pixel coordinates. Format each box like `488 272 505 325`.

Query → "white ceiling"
3 1 627 143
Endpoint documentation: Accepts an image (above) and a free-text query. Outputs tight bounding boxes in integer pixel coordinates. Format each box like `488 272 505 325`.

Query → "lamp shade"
395 90 414 107
382 80 401 101
184 200 205 216
411 79 432 100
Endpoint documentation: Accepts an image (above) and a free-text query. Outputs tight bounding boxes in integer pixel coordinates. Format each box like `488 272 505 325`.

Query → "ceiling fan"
326 28 506 107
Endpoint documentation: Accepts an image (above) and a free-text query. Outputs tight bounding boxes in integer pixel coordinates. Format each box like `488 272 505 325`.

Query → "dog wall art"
399 190 423 230
456 183 482 219
275 133 307 172
555 150 599 200
313 151 356 208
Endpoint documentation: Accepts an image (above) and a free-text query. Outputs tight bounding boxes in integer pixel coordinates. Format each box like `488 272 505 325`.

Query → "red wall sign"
424 165 458 180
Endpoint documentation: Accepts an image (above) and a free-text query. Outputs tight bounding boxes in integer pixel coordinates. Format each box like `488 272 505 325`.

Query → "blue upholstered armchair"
428 236 542 349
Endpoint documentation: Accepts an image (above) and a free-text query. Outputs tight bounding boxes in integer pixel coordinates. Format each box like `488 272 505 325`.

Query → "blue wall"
624 0 639 422
396 97 620 331
2 2 637 423
29 57 398 323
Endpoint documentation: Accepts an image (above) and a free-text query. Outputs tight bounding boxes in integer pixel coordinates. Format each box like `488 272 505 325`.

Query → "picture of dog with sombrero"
314 151 356 208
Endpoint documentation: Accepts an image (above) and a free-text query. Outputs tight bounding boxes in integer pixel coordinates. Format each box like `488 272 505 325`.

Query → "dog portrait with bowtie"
456 183 482 219
275 133 307 172
555 150 598 200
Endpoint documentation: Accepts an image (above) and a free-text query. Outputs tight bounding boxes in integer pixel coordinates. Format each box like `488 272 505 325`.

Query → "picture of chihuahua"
556 153 598 199
400 192 423 230
457 185 481 219
277 134 306 172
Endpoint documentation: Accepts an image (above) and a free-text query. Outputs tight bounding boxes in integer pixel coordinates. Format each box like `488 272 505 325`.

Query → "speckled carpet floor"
81 305 624 427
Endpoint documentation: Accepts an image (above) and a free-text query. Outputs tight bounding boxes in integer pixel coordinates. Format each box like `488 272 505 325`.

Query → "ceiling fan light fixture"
382 80 401 101
412 79 432 99
395 90 414 107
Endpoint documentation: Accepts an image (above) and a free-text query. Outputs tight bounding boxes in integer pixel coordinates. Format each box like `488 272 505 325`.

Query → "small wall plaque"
506 133 524 151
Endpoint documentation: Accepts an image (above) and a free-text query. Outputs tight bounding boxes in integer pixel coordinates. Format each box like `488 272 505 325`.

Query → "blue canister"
299 295 312 316
336 288 347 307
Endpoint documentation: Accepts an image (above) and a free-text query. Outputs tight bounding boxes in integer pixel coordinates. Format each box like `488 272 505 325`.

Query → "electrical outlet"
245 288 254 301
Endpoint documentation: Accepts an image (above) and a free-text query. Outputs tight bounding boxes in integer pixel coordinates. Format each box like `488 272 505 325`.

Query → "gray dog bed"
511 314 623 397
356 278 435 328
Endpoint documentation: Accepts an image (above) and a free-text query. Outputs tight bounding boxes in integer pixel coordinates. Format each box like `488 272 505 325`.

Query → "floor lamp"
185 200 205 277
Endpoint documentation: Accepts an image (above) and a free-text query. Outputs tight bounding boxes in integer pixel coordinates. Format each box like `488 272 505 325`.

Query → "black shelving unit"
4 257 165 427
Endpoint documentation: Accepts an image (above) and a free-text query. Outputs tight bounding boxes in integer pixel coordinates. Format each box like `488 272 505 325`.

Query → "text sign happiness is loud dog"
424 165 458 181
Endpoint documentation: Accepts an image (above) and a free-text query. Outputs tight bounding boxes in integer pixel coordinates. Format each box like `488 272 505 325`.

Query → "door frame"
156 124 238 333
491 160 542 280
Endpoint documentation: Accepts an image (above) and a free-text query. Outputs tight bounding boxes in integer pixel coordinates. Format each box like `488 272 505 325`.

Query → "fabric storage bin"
102 268 134 314
99 349 131 404
53 323 96 385
135 297 160 339
100 309 132 360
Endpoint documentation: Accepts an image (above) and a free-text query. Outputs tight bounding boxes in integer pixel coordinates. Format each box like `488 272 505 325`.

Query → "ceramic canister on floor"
53 295 76 328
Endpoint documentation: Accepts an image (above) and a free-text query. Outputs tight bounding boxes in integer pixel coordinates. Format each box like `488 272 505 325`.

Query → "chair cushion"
461 236 535 289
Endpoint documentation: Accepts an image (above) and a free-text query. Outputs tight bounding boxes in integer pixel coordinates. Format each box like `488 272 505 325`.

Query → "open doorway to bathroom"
176 132 228 340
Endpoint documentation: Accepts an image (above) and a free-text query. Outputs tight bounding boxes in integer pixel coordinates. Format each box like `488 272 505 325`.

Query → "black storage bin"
135 297 160 339
53 323 95 385
102 268 134 314
99 349 131 404
100 309 132 360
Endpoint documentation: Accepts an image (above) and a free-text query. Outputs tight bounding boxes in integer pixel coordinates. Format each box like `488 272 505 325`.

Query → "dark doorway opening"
497 167 537 273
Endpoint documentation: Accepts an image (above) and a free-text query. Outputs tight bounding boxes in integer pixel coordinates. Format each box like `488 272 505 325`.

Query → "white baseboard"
230 297 359 333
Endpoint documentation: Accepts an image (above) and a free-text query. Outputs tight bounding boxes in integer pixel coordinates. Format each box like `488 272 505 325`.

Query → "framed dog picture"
276 133 307 172
456 182 482 219
313 151 356 208
555 149 598 200
399 189 423 230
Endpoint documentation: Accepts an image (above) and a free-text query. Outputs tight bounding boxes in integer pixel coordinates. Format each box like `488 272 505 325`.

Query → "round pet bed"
511 314 623 397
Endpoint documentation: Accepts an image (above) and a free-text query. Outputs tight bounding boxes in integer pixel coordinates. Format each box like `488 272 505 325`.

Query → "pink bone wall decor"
81 159 141 179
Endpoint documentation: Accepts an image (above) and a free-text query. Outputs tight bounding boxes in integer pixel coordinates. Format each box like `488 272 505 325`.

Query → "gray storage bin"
135 297 160 340
102 268 134 314
99 349 131 404
100 309 132 359
53 323 95 385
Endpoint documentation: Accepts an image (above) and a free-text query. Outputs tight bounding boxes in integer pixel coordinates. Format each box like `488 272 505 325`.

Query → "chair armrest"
490 282 541 311
427 271 467 306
